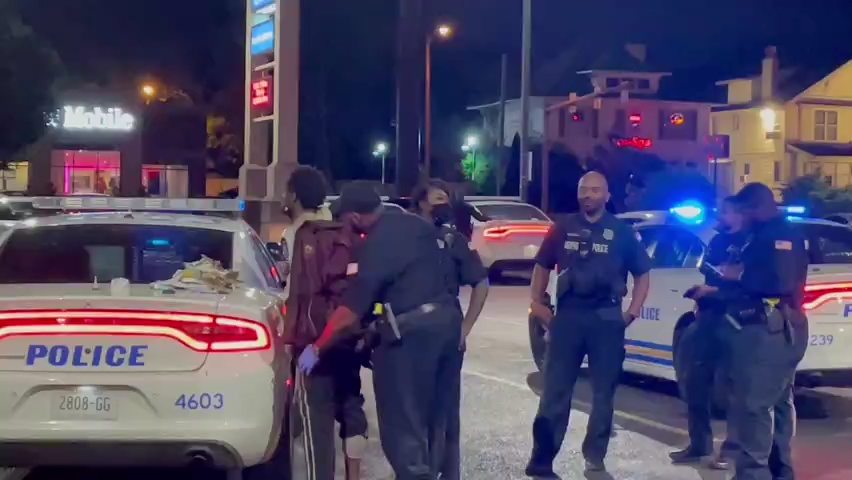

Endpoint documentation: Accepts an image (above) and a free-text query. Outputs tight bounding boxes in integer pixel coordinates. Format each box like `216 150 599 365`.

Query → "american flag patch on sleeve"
775 240 792 251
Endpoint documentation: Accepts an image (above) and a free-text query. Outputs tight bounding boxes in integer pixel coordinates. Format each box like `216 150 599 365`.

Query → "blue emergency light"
783 205 806 215
669 200 706 225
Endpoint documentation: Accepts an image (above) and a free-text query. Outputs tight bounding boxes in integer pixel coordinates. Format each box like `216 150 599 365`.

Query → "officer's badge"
603 229 613 240
304 244 314 256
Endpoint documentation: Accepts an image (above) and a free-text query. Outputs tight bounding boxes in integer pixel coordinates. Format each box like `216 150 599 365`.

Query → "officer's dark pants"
293 351 368 480
529 305 625 468
372 306 463 480
729 311 807 480
684 312 738 457
434 346 464 480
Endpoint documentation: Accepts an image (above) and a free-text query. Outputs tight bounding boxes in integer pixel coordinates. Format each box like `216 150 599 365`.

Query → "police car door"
623 225 704 380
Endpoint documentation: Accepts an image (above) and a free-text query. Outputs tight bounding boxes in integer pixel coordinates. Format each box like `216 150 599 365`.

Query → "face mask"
432 203 454 226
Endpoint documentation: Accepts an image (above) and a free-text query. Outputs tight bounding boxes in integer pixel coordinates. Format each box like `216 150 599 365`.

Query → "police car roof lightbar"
783 205 807 215
0 196 245 213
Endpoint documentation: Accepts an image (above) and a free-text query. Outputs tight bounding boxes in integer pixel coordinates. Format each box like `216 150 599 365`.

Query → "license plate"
50 391 118 420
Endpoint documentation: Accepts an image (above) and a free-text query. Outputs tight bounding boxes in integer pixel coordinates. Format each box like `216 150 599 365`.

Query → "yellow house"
711 47 852 195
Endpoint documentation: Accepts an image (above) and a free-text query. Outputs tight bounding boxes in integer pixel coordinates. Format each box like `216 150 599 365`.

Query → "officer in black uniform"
411 179 490 479
526 171 652 476
296 181 464 480
691 183 808 480
670 196 745 469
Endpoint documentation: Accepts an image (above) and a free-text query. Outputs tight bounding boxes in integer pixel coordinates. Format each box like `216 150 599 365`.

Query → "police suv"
529 202 852 408
0 197 291 478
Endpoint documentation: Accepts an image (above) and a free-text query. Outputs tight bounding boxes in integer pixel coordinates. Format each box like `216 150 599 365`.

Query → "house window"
815 110 838 141
637 78 650 89
732 114 740 131
773 161 781 182
606 78 620 88
744 163 751 175
613 109 627 134
591 109 599 139
558 109 566 137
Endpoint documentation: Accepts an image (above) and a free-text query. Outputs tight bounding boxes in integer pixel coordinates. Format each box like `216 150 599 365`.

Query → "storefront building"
18 90 207 197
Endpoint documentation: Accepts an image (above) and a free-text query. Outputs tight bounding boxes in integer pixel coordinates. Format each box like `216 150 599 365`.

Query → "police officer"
670 196 745 469
296 181 464 480
691 183 808 480
411 179 490 479
526 171 652 476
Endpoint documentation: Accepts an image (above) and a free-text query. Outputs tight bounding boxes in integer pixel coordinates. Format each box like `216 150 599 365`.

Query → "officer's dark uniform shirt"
535 212 652 307
342 209 454 318
697 229 748 312
718 215 808 305
439 226 488 296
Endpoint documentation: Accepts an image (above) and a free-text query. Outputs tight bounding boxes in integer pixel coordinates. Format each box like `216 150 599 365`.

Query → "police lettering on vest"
26 344 148 367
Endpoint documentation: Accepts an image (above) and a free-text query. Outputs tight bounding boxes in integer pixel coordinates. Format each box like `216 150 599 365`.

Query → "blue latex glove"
297 345 320 374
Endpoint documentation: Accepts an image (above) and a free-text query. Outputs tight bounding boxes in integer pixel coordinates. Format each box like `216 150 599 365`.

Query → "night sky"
16 0 852 180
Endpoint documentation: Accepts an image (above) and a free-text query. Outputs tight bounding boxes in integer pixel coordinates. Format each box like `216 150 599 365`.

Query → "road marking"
462 368 724 443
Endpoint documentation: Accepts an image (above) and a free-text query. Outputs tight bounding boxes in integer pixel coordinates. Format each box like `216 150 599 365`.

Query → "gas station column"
241 0 300 236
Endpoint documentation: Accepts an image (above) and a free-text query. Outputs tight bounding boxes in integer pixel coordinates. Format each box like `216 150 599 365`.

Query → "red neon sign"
251 79 272 108
615 137 652 150
628 113 642 126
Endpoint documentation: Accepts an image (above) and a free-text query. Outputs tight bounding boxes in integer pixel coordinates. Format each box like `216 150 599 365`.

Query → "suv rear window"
0 224 233 284
475 203 549 221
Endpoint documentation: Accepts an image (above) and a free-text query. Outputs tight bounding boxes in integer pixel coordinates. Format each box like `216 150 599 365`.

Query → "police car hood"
0 284 279 373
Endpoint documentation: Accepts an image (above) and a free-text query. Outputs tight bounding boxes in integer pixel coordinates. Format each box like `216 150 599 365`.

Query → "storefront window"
0 163 29 193
142 165 189 198
51 150 121 195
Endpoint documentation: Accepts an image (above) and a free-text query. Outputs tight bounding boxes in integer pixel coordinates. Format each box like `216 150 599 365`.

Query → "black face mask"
432 203 454 226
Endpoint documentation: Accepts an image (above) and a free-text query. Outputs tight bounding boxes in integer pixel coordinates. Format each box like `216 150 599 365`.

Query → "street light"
373 142 389 184
425 23 454 179
141 84 156 104
463 134 479 181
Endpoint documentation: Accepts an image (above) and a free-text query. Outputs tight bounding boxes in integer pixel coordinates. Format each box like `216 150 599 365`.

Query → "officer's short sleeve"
452 231 488 286
342 225 405 318
620 223 651 277
535 222 565 270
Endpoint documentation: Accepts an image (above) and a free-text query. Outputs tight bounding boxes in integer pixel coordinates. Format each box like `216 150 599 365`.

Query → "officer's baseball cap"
733 182 776 209
336 181 382 215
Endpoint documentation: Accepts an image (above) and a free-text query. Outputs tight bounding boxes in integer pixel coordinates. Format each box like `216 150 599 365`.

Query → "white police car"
529 202 852 408
0 197 291 478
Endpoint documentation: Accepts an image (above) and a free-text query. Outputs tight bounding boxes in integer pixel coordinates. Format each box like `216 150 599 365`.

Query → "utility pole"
519 0 532 202
395 0 424 197
496 53 507 196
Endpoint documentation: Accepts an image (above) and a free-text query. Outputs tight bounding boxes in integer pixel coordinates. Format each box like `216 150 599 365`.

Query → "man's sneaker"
524 462 559 479
708 455 732 470
584 458 606 472
669 447 709 464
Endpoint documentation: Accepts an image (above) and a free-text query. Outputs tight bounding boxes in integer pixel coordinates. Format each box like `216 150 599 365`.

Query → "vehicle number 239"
809 334 834 346
175 393 224 410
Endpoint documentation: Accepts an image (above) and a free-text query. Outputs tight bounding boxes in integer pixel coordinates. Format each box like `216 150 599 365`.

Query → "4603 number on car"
175 393 224 410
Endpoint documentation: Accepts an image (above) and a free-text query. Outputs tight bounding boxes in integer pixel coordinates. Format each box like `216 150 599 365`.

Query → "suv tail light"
483 224 550 240
802 283 852 310
0 310 270 352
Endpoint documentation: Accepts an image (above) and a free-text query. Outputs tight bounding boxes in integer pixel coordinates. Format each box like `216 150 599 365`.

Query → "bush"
781 173 852 216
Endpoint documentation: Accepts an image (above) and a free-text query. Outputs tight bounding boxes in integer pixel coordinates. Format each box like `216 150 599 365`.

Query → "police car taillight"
0 310 270 352
802 282 852 310
483 224 550 240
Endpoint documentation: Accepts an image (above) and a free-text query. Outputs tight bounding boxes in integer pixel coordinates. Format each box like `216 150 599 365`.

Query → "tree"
461 150 496 194
0 8 61 166
781 172 852 216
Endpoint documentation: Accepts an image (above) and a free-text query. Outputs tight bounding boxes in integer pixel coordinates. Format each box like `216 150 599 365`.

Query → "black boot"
669 446 710 464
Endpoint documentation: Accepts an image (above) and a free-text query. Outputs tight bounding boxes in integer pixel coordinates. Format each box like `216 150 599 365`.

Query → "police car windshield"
475 203 549 221
0 224 233 284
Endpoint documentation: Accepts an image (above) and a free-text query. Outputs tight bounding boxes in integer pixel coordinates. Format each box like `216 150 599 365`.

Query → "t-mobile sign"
61 106 135 131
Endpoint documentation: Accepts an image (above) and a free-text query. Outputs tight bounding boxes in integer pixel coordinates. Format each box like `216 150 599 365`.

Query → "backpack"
283 220 359 350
